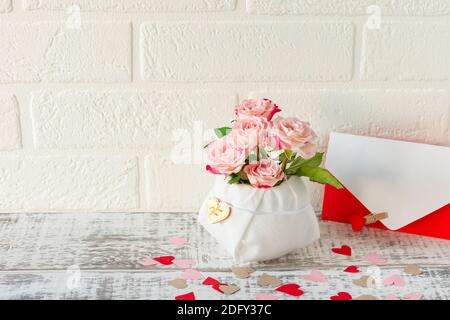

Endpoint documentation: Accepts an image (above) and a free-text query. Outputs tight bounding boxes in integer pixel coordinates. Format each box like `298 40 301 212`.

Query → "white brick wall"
361 22 450 80
0 0 11 12
140 22 354 81
247 0 450 16
0 94 21 150
0 1 449 212
23 0 236 12
0 22 131 83
0 156 138 211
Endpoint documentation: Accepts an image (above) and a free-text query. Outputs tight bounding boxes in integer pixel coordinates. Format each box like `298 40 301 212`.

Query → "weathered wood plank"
0 268 448 300
0 213 449 271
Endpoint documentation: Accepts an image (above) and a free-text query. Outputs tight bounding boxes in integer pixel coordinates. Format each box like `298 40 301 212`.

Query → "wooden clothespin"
364 212 388 225
351 212 388 231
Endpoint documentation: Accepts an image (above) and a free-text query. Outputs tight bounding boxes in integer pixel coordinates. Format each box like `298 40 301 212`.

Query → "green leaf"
259 148 269 160
285 152 323 175
294 166 343 189
227 174 241 184
279 150 294 162
248 152 258 162
214 127 232 138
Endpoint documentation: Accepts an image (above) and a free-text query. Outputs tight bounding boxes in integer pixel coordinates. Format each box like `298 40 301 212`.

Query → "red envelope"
322 132 450 240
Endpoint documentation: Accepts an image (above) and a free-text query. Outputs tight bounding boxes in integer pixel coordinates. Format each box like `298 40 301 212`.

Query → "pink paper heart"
301 270 328 283
255 293 280 300
168 236 188 249
141 258 157 266
362 253 386 265
383 274 406 287
173 259 194 269
385 293 399 300
404 292 423 300
181 268 204 280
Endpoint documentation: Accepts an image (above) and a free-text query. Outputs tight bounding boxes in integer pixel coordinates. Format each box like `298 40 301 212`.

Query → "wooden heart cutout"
352 275 376 288
257 273 282 288
404 264 422 275
219 284 240 295
168 278 187 289
207 198 231 223
355 294 378 300
231 267 255 279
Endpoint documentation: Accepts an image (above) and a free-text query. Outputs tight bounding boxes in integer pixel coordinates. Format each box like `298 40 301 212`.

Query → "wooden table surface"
0 212 449 300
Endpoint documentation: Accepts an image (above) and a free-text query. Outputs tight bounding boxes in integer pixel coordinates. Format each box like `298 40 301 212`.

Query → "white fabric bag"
198 176 320 262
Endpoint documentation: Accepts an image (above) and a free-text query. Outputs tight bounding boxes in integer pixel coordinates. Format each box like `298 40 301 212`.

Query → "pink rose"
234 98 281 121
206 135 246 175
243 159 285 188
271 116 317 159
232 116 270 152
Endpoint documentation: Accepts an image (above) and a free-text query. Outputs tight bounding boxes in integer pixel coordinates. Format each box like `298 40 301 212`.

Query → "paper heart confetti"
153 256 175 265
173 259 194 269
141 258 157 266
331 245 352 256
385 293 399 300
175 292 195 300
343 265 360 273
202 277 226 294
181 268 204 280
353 275 377 288
354 294 378 300
168 278 187 289
168 236 188 249
301 270 328 283
383 274 406 287
255 293 280 300
231 267 255 279
202 277 220 286
404 264 422 275
362 253 386 265
219 284 241 296
403 292 423 300
330 292 352 300
212 284 226 294
350 215 366 232
275 284 304 297
257 273 282 288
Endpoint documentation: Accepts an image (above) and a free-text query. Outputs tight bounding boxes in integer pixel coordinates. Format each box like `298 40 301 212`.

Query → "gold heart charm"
207 197 231 224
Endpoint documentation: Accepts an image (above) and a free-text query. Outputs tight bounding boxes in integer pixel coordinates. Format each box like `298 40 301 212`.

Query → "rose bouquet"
198 98 342 262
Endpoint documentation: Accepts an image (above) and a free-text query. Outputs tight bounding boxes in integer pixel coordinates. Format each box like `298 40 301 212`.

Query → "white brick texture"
31 91 236 149
0 22 131 83
0 157 139 211
145 157 214 212
250 89 450 210
1 2 450 213
0 0 11 12
140 22 354 81
23 0 236 12
0 94 21 150
247 0 450 16
250 90 450 147
361 22 450 80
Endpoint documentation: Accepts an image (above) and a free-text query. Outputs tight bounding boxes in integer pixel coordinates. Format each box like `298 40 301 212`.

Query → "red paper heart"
202 277 220 286
343 265 360 273
331 245 352 256
350 215 365 232
153 256 175 265
275 284 304 297
202 277 226 294
175 292 196 300
330 292 352 300
212 283 225 294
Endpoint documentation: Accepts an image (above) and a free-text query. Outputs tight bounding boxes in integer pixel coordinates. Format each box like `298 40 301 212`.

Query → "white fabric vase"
198 176 320 262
